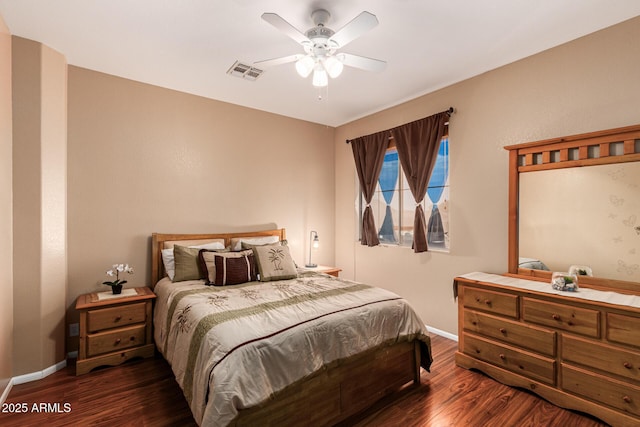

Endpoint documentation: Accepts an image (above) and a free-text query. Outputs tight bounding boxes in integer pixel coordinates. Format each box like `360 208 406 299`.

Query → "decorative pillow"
213 253 257 286
200 250 254 284
230 235 279 251
173 245 207 282
162 241 225 280
240 239 288 250
252 244 298 282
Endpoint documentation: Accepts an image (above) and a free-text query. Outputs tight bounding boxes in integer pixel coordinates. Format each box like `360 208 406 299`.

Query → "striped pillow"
213 253 257 286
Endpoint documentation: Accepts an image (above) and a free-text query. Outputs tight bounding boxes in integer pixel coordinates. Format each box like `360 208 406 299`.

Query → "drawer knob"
499 328 507 334
115 338 121 345
624 362 633 369
551 314 561 321
114 316 122 322
130 336 136 341
499 353 506 360
623 396 632 404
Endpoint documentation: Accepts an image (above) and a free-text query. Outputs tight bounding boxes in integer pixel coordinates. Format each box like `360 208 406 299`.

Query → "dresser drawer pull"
130 336 136 341
623 362 633 369
114 338 121 345
474 297 493 306
114 316 122 322
499 328 507 334
551 314 561 321
623 396 632 404
499 353 506 360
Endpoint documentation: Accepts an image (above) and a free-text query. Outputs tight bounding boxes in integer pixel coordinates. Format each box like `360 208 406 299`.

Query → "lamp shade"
295 56 315 78
323 56 344 78
312 67 328 87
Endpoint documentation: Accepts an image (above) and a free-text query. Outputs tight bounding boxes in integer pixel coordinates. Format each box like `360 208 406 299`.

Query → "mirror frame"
505 124 640 294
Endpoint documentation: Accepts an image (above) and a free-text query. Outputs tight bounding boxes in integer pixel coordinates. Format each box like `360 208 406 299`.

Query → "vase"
551 272 579 292
112 284 123 294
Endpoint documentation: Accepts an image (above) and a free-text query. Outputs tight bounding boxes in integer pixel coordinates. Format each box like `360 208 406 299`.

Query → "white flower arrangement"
103 263 134 288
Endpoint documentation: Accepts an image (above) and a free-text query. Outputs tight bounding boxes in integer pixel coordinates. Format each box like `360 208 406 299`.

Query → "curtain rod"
345 107 454 144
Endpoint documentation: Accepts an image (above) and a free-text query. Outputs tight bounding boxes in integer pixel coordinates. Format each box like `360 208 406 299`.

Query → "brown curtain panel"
350 132 389 246
392 111 448 252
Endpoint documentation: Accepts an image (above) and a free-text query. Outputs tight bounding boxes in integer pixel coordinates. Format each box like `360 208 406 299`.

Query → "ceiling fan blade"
338 53 386 72
329 11 378 48
254 54 304 67
261 13 311 46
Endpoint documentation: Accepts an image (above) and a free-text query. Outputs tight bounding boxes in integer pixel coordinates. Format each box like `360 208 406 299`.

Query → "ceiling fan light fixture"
323 56 343 78
312 67 328 87
295 55 315 78
259 9 385 91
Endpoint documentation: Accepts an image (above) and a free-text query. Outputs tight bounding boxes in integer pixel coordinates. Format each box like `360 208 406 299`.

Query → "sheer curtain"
391 112 448 252
377 151 399 243
350 132 389 246
426 137 449 247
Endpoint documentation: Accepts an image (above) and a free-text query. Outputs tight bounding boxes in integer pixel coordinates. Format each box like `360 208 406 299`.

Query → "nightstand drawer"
462 287 518 318
87 302 146 333
463 334 555 385
463 309 556 356
87 324 146 357
523 298 599 338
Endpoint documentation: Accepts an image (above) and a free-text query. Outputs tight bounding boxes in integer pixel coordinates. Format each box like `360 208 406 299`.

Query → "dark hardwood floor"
1 334 608 426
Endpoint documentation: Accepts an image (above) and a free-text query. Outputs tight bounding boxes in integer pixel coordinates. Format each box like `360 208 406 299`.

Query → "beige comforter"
154 269 431 426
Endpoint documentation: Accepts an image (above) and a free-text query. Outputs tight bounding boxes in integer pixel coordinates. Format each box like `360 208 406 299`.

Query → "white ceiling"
1 0 639 127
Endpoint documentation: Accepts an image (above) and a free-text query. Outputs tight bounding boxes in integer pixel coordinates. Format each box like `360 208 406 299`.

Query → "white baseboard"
11 359 67 386
0 379 13 406
426 325 458 342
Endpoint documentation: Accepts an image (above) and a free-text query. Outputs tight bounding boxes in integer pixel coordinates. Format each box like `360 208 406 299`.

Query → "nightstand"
305 265 342 277
75 286 156 375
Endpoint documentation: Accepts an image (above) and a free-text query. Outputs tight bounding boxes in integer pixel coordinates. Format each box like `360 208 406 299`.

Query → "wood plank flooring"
1 334 608 426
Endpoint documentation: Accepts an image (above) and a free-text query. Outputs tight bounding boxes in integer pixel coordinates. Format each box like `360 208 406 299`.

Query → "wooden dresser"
455 273 640 427
75 287 156 375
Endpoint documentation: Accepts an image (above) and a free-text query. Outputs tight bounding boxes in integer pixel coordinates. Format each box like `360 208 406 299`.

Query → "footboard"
233 340 421 426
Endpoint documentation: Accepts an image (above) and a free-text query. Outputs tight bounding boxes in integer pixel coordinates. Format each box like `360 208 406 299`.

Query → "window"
359 136 449 251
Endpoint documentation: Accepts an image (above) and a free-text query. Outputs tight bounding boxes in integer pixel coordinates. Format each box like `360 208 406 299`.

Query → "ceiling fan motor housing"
305 9 337 51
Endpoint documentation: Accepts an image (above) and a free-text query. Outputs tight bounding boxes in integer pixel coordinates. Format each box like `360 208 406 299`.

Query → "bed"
151 229 432 426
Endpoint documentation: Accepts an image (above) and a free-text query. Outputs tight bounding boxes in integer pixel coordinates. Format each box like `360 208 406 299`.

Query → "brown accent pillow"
213 253 257 286
199 250 253 284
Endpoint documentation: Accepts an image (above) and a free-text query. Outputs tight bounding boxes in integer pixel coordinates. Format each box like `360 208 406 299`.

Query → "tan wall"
12 37 67 375
66 67 336 347
335 16 640 335
0 14 13 392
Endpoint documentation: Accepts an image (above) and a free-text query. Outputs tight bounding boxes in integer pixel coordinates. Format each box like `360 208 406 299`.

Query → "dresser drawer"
563 335 640 383
522 298 599 338
87 324 146 357
464 309 556 356
562 364 640 417
608 313 640 348
463 334 555 385
87 302 146 333
462 287 518 318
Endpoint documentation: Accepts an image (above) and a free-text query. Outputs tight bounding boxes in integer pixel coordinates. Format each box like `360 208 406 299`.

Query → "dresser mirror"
505 124 640 293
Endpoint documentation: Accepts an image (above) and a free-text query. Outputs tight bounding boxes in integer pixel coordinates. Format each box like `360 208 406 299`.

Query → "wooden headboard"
150 228 287 288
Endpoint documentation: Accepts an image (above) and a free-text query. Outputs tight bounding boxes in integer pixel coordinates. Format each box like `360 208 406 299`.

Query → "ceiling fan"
256 9 386 88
